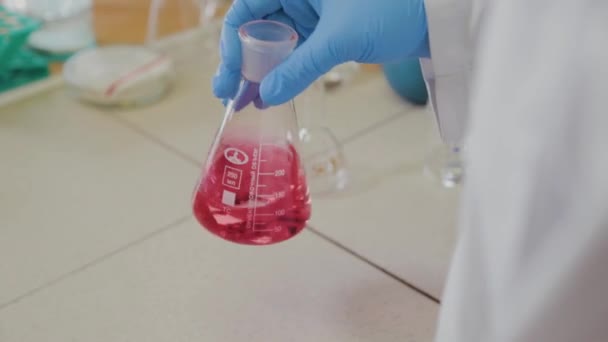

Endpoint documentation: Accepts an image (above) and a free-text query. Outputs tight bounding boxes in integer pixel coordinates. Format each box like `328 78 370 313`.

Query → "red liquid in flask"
193 137 311 245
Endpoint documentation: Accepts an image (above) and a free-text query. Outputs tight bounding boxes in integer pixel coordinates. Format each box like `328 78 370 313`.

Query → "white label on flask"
222 166 242 189
222 190 236 206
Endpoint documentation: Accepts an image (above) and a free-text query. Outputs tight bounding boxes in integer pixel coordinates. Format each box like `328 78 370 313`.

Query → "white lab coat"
422 1 608 341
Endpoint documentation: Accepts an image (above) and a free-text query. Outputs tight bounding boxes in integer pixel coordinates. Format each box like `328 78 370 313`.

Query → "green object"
1 6 40 70
0 48 50 92
382 59 429 106
0 5 49 92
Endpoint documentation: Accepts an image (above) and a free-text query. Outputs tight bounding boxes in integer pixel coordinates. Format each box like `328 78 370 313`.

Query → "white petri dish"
63 45 175 107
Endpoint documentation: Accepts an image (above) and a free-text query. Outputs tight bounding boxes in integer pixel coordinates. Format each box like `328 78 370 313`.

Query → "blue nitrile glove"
213 0 429 106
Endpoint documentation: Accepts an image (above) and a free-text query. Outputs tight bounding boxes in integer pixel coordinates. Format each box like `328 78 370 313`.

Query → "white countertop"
0 29 459 341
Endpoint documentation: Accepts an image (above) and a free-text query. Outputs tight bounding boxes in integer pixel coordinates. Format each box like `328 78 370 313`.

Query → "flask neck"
239 20 298 83
233 80 266 112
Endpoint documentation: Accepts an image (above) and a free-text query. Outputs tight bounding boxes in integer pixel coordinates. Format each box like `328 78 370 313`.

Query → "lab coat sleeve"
436 1 608 341
420 0 474 144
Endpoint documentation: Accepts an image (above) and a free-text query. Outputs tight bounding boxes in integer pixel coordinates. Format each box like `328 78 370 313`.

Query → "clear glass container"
297 80 349 195
147 0 231 47
425 142 464 188
424 97 469 188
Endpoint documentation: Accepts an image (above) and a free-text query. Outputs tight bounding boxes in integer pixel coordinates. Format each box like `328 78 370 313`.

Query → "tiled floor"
0 30 459 341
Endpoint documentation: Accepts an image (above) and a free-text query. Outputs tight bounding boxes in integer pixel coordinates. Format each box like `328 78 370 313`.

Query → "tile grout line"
306 225 441 304
0 216 192 311
302 109 431 300
108 114 203 168
105 105 410 171
340 109 412 145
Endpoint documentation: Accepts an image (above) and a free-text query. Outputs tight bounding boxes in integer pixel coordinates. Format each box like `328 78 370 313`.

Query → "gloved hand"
213 0 429 106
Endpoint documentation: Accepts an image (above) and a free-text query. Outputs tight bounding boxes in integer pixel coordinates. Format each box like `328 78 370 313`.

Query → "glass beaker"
146 0 231 47
296 80 349 195
147 0 202 44
425 142 464 188
192 20 311 246
424 93 468 188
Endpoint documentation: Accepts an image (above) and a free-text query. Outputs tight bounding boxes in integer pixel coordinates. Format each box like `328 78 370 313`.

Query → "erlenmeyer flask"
192 20 311 246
